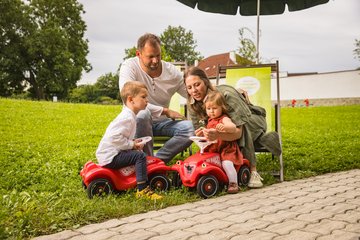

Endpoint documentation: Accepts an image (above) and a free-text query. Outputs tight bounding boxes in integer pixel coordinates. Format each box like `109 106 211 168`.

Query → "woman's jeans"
136 109 194 163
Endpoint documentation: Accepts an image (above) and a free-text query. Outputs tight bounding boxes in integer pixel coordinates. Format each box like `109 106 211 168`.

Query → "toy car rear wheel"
196 175 219 198
149 174 171 191
87 178 113 199
238 165 251 186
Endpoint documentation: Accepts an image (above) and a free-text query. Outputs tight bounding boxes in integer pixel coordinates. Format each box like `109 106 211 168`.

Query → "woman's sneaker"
227 182 239 194
248 171 263 188
136 186 162 200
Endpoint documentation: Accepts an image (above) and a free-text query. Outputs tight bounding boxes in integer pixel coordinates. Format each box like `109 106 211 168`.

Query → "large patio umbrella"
176 0 329 63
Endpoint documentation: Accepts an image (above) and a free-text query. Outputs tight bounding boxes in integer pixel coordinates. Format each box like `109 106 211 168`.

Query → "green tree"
160 25 202 65
94 72 120 100
354 38 360 62
0 0 32 97
237 27 258 64
68 84 97 103
0 0 91 100
123 46 137 61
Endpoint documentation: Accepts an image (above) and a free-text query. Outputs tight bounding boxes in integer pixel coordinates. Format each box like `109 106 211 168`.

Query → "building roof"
197 52 253 79
197 53 235 79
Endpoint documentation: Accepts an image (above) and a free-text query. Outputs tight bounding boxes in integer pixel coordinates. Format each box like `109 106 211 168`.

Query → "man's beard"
146 62 159 71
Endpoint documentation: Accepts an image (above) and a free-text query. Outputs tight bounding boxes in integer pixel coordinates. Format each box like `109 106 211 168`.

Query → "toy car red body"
171 137 251 198
80 156 172 198
171 152 250 198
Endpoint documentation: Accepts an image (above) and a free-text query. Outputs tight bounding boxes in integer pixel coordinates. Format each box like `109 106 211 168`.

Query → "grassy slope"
0 98 359 239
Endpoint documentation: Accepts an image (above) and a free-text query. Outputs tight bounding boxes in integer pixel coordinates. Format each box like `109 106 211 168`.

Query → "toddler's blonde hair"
203 90 228 114
120 81 147 104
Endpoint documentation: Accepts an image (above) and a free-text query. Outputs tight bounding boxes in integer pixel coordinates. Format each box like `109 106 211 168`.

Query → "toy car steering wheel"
189 136 217 154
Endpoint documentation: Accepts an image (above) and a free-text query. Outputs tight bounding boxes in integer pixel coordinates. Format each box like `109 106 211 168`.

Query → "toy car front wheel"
196 175 219 198
87 178 113 199
238 165 251 186
149 174 171 191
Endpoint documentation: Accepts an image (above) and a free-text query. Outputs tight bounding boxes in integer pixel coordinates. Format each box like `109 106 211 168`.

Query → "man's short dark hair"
137 33 161 51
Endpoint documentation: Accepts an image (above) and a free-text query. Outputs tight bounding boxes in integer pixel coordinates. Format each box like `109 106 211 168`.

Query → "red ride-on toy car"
80 137 172 198
171 137 251 198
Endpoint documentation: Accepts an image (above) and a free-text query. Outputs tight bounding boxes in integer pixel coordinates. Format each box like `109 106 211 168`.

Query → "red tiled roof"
197 52 236 79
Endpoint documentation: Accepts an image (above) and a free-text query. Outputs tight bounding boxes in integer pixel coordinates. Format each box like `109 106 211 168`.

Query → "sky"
77 0 360 85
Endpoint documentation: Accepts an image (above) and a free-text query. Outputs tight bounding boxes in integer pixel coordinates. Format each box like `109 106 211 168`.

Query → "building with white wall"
271 70 360 106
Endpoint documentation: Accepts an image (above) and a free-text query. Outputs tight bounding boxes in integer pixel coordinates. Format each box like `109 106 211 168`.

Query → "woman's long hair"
184 66 215 120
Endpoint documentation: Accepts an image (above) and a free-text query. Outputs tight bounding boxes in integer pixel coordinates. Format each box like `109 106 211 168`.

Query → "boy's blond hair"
204 90 228 114
120 81 148 104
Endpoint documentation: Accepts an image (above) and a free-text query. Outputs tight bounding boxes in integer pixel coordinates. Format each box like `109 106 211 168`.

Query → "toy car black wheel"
87 178 113 199
196 175 219 198
238 165 251 186
149 174 171 191
171 172 182 188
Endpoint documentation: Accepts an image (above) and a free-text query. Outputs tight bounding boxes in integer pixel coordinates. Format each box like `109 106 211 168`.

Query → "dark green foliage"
94 72 120 100
0 0 91 100
160 25 203 65
67 72 120 104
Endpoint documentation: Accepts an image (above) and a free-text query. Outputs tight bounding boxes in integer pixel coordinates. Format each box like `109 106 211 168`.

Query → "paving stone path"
34 169 360 240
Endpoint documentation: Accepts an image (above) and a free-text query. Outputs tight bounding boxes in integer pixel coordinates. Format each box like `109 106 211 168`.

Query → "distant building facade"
195 52 360 107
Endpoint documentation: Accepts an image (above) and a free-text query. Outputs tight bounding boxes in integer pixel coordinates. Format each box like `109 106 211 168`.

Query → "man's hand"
162 108 186 120
133 139 144 151
195 127 204 137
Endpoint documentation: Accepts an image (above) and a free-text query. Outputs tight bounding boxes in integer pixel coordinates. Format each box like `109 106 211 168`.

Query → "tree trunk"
29 70 44 100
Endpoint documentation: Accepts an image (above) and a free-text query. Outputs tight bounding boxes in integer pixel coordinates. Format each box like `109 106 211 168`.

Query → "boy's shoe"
136 186 163 200
227 182 239 194
248 171 263 188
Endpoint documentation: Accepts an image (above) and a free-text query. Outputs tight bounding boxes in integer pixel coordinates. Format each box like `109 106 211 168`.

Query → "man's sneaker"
136 186 163 200
227 182 239 194
248 171 263 188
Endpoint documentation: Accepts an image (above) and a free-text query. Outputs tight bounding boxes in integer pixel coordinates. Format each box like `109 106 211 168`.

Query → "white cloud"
78 0 360 84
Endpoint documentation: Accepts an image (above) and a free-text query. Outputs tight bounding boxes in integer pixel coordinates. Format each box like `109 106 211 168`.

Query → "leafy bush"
95 96 119 105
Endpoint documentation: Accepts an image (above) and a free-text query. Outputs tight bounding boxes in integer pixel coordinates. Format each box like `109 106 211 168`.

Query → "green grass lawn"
0 98 359 239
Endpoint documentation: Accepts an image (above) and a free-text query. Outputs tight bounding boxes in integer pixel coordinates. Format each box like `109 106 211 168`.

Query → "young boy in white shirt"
96 81 162 200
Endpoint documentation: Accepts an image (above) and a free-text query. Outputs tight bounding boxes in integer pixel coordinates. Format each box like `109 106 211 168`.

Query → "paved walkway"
35 169 360 240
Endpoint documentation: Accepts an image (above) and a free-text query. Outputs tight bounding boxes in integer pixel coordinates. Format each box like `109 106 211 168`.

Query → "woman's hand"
215 123 225 132
203 126 243 141
202 128 218 141
238 88 251 104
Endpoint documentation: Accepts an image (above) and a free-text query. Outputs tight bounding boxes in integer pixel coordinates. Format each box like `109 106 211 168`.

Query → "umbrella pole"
256 0 260 64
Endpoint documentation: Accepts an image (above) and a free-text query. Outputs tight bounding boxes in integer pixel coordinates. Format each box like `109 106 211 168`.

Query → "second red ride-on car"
171 137 251 198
